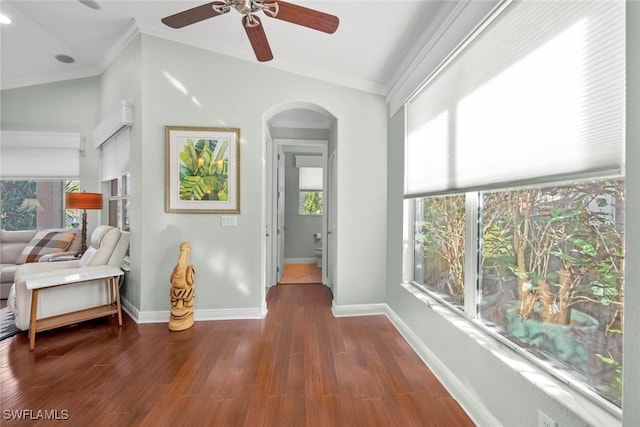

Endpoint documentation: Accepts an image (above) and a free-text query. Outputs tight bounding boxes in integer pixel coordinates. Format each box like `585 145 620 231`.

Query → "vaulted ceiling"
0 0 463 95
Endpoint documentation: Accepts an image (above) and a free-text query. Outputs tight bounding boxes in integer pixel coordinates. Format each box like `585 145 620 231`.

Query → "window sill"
400 282 621 426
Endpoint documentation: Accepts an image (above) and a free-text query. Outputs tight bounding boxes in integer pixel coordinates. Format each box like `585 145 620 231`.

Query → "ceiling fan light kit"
162 0 339 62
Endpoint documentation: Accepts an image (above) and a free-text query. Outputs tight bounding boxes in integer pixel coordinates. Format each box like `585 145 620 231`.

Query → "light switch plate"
220 216 237 227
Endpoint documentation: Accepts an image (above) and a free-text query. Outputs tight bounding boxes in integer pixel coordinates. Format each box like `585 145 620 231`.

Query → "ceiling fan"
161 0 339 62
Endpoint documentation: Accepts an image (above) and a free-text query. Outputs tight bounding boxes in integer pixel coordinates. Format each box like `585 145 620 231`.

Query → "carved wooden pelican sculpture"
169 241 196 331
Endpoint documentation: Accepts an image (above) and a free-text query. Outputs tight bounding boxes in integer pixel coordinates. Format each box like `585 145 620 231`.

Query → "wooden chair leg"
29 289 39 351
114 277 122 326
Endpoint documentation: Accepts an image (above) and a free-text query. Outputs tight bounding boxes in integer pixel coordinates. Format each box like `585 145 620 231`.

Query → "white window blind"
93 101 133 182
0 131 83 179
405 0 625 197
299 167 323 191
100 127 131 181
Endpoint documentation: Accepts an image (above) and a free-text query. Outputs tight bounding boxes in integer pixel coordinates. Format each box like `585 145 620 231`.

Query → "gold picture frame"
165 126 240 214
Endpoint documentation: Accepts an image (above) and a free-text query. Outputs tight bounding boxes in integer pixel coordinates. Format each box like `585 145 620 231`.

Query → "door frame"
266 138 328 286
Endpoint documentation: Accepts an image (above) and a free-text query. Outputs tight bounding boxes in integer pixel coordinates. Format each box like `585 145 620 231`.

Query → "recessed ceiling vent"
79 0 101 10
55 54 75 64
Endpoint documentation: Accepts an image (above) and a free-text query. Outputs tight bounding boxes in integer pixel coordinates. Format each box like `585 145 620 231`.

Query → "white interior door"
265 131 275 287
276 144 286 282
321 144 329 285
328 151 337 294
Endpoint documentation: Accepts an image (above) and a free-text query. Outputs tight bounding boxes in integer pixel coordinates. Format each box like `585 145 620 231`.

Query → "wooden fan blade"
243 15 274 62
162 2 229 29
264 1 339 34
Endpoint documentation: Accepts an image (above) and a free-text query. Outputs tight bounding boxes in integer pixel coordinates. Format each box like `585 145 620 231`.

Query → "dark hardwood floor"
0 284 474 426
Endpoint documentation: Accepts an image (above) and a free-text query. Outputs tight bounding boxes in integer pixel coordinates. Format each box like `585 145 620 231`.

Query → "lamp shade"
66 192 103 210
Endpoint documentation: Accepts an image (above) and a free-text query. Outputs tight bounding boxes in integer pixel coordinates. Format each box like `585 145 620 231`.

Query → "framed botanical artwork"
165 126 240 213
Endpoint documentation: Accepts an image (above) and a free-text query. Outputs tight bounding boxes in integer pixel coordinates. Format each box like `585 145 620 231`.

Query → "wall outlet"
538 410 558 427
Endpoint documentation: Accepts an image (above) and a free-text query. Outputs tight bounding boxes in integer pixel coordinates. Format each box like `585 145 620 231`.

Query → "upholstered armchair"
8 225 129 331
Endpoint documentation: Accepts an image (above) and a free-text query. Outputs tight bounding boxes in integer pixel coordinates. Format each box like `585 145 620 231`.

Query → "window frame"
404 194 481 319
107 173 130 232
402 174 624 414
297 166 323 216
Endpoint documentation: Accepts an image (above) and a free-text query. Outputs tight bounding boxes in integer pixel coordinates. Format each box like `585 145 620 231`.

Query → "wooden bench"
26 267 123 350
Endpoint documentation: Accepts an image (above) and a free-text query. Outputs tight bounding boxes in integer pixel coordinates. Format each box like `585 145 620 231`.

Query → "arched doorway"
263 103 337 296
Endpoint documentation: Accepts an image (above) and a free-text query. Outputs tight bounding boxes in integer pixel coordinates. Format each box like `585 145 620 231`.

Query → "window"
479 179 624 404
413 195 466 309
411 178 624 405
299 191 323 215
96 102 132 231
108 174 130 232
0 131 83 231
107 174 130 270
403 0 624 409
0 179 79 231
299 167 323 215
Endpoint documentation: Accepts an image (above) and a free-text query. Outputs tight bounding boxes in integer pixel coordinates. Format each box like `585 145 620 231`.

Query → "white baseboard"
331 301 500 427
120 297 140 321
120 297 267 323
195 307 267 321
331 302 389 317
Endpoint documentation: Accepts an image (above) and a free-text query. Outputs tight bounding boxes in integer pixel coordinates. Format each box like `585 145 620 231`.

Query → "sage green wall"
137 34 387 311
1 77 99 134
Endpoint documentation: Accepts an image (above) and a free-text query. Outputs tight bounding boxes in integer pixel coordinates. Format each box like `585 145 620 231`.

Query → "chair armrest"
26 266 123 290
39 251 79 262
15 260 81 283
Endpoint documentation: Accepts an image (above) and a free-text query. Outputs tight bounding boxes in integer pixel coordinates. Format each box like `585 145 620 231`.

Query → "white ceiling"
0 0 456 94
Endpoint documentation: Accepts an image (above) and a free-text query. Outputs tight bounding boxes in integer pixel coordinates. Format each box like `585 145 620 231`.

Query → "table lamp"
65 192 103 256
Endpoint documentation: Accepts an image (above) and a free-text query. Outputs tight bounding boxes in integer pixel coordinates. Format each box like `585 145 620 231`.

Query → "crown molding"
97 19 141 76
386 0 503 115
